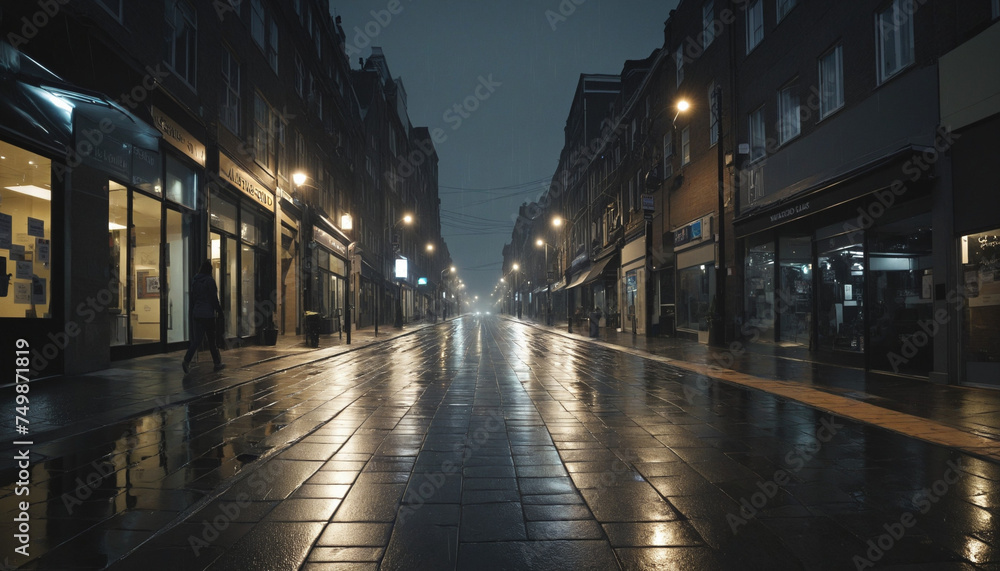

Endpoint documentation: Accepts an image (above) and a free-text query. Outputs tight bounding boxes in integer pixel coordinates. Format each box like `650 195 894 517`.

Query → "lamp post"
713 84 726 347
511 263 521 319
439 265 455 321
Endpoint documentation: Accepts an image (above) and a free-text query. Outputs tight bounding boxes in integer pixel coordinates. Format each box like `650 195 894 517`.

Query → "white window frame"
164 0 197 88
702 1 715 49
251 0 266 50
778 83 800 144
818 46 845 119
681 127 691 166
675 46 684 87
747 0 764 53
663 133 673 179
220 48 240 135
777 0 796 23
709 82 719 146
749 106 766 162
253 92 274 170
876 0 915 84
268 19 279 73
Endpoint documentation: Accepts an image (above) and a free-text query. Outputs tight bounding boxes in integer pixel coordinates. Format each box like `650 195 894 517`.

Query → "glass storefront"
209 190 272 341
961 228 1000 387
0 141 52 319
745 239 775 340
868 213 933 375
778 236 812 346
280 223 299 335
315 247 346 332
818 235 865 353
677 264 714 332
108 183 162 346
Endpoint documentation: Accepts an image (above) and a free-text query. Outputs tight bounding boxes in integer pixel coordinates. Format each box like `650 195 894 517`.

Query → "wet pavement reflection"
1 315 998 569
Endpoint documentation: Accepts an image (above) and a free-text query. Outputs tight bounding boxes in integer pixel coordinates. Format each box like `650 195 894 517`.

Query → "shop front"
211 153 276 345
673 216 715 343
310 223 349 335
620 235 647 335
736 154 937 376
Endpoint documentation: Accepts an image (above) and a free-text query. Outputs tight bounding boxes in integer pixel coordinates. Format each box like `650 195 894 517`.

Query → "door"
818 236 865 353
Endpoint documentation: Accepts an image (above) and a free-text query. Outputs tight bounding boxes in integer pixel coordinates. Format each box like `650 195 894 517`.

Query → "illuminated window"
0 141 52 318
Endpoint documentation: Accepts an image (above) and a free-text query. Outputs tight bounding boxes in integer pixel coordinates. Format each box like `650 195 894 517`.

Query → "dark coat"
191 273 223 319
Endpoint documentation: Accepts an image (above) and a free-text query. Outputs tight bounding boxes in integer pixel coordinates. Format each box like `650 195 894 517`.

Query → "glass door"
109 184 128 346
131 193 161 345
868 214 933 375
165 208 191 344
818 236 865 353
210 232 238 339
778 236 812 346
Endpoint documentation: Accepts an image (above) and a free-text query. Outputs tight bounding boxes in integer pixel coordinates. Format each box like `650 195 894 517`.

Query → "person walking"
182 260 225 373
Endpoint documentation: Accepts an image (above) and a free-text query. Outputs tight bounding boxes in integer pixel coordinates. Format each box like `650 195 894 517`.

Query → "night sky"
330 0 678 307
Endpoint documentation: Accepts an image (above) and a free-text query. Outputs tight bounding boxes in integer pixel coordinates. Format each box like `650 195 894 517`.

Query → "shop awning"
550 278 567 292
566 268 590 290
1 45 161 178
582 253 618 286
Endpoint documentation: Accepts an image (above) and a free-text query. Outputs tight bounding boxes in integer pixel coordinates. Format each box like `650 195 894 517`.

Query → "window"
675 46 684 87
777 0 796 22
877 0 915 83
747 0 764 53
95 0 123 21
251 0 266 49
164 0 197 86
702 1 715 49
708 82 719 146
778 83 800 144
0 141 52 319
749 106 766 161
253 92 273 170
994 0 999 19
268 20 279 73
220 48 240 134
294 53 304 98
818 46 844 118
681 127 691 165
663 133 673 179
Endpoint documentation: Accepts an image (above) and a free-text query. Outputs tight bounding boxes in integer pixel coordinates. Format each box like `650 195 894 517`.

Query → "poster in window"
15 261 31 280
0 212 11 249
27 217 44 237
36 238 50 265
14 282 29 304
9 244 24 261
31 277 45 305
137 270 159 299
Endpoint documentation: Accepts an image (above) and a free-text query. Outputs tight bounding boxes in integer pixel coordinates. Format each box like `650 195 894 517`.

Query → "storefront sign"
769 201 811 224
674 219 703 248
313 226 347 258
26 217 43 237
395 258 408 279
151 106 206 166
219 154 275 212
641 194 655 211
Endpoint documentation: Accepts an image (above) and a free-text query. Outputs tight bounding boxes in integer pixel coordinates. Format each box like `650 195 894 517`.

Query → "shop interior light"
5 185 52 201
108 222 127 230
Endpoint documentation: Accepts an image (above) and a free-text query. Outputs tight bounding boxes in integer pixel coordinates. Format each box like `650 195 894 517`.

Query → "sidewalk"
509 315 1000 463
0 320 447 451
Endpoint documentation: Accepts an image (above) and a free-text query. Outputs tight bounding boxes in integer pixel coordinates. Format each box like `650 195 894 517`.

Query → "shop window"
165 155 197 209
818 236 865 353
210 191 238 235
778 235 812 346
0 142 52 318
745 240 775 340
869 213 932 376
109 185 127 345
677 264 714 332
961 228 1000 387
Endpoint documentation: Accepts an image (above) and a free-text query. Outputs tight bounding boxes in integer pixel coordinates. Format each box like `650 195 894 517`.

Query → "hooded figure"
182 260 225 373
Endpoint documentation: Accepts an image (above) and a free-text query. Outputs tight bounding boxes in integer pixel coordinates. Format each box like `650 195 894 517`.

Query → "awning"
582 253 618 286
566 268 590 290
1 45 161 182
550 278 567 292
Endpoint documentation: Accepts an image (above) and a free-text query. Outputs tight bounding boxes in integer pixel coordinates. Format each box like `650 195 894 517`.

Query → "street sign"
641 194 655 211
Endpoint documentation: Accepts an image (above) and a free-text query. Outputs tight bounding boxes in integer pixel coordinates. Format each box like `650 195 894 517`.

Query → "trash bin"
304 311 321 348
589 309 601 338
